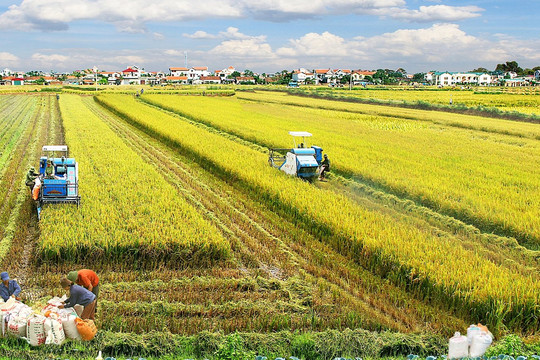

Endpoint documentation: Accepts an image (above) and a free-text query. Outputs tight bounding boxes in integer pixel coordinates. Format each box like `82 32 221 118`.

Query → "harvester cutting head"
35 145 80 220
268 132 325 180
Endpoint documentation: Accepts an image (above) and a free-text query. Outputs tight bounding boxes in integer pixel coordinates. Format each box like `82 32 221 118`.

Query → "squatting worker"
319 154 330 181
0 271 22 301
25 166 39 192
59 277 96 320
68 269 99 309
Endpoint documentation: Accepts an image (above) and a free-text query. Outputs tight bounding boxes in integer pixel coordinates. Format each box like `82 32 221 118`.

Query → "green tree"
243 69 254 77
229 71 241 78
495 61 523 75
471 67 489 73
35 77 46 85
413 73 425 82
340 74 351 84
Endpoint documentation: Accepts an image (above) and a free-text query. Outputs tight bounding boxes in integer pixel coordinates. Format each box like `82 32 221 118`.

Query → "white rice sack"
26 314 47 346
44 316 65 345
7 315 27 338
60 313 81 340
7 306 33 338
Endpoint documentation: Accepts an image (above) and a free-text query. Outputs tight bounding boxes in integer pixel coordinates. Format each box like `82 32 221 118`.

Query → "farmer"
319 154 330 181
25 166 40 191
45 159 55 179
67 269 99 308
59 277 96 320
0 271 22 301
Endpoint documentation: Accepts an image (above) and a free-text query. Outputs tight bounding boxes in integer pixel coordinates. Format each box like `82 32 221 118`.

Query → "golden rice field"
1 89 540 359
142 92 540 249
39 94 230 265
97 93 540 333
299 88 540 115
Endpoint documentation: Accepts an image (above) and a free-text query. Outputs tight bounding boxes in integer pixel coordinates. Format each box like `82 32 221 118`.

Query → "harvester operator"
319 154 330 181
68 269 100 309
25 166 40 192
0 271 22 301
45 159 55 179
59 277 96 320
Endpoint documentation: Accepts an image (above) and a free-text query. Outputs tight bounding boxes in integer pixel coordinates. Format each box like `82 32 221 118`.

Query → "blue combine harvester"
268 131 324 180
35 145 80 220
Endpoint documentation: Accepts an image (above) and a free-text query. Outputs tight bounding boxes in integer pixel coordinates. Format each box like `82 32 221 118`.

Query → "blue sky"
0 0 538 73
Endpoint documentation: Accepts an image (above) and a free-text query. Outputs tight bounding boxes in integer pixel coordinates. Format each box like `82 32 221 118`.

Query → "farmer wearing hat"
25 166 40 192
45 158 55 179
0 271 22 302
68 269 100 308
59 277 96 320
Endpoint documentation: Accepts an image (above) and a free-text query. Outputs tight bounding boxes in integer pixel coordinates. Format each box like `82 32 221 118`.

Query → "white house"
188 66 210 81
292 68 315 84
199 76 221 84
351 70 376 85
120 66 143 85
313 69 335 84
433 72 495 86
165 76 188 84
215 66 236 79
169 67 189 76
477 73 495 85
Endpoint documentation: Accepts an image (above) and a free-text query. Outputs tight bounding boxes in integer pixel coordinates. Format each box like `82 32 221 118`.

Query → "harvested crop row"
38 94 230 267
143 93 540 249
96 94 540 333
0 96 36 174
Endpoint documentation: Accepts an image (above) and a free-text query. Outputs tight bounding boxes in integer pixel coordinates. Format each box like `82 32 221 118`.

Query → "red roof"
12 78 24 81
170 67 188 71
236 76 255 81
165 76 188 81
192 66 208 71
354 71 376 76
315 69 330 74
200 76 220 81
122 68 138 73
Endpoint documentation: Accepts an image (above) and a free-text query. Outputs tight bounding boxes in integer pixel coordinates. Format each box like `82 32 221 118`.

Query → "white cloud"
164 49 184 56
31 53 69 64
0 0 484 32
0 52 19 65
219 27 254 40
277 32 355 57
152 32 165 40
272 24 540 72
383 5 484 22
5 24 540 74
210 38 275 59
183 30 216 39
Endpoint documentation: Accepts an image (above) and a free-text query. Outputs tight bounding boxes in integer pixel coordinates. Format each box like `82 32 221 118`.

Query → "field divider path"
87 96 466 334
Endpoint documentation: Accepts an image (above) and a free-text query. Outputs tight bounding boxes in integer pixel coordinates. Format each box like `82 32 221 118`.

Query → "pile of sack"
448 323 493 359
0 296 97 346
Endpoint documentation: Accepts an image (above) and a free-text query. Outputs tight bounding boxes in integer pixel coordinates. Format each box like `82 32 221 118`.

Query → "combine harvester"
34 145 80 220
268 131 324 180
